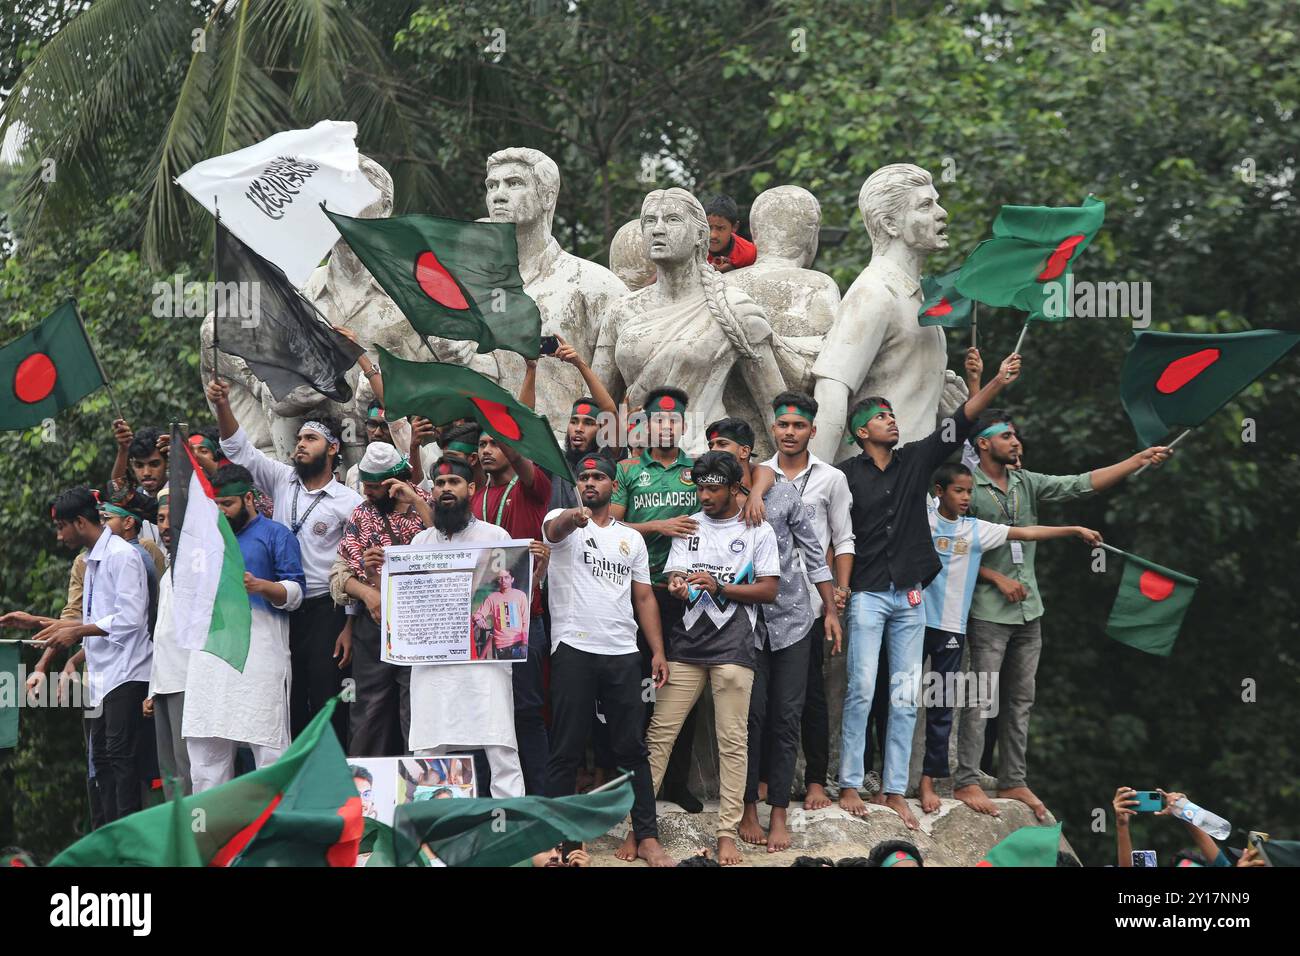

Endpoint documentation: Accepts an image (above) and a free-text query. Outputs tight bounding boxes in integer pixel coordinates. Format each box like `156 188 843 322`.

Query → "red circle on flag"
1138 570 1175 602
1036 234 1086 281
925 298 953 317
975 860 993 867
14 352 57 403
470 396 523 440
414 251 471 310
1156 348 1220 394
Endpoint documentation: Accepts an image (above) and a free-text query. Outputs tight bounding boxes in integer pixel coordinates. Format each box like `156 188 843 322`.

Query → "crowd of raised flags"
2 125 1298 868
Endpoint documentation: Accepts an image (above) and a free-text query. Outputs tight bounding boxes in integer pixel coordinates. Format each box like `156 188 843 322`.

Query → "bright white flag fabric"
177 120 381 287
171 471 224 651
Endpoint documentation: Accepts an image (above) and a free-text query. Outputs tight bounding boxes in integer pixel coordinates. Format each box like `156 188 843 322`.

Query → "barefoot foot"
839 788 869 817
919 775 941 814
884 793 919 830
998 786 1048 822
718 835 744 866
615 832 638 862
954 783 1001 817
803 783 832 811
738 803 768 846
637 837 676 867
767 808 792 853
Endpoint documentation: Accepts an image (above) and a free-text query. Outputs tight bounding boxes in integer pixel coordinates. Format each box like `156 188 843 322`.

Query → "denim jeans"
838 585 925 795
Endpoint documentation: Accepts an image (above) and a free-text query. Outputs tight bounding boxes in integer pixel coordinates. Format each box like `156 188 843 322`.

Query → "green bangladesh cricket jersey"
613 450 697 585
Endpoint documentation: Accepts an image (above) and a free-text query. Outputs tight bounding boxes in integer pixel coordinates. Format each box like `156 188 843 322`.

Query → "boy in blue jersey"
918 463 1100 813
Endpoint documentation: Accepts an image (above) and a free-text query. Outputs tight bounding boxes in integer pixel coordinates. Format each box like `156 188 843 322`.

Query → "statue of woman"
592 188 786 451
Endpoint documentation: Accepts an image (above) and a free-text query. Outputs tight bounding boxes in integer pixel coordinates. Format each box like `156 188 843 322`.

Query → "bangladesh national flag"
0 643 19 750
170 441 252 672
378 345 571 479
50 698 362 866
1120 329 1300 447
918 268 973 328
324 208 542 360
976 822 1063 867
1105 549 1198 657
0 300 106 431
392 776 635 867
956 196 1105 321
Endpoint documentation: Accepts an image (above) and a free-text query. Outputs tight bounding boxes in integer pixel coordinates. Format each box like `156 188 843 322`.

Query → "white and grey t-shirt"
544 508 650 655
663 511 780 669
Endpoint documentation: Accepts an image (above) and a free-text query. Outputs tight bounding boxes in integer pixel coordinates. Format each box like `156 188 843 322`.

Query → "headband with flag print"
574 455 616 479
846 401 893 443
773 402 814 422
570 400 599 421
432 458 474 482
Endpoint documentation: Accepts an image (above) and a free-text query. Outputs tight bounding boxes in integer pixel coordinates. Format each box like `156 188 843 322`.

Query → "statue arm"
809 296 891 460
590 306 626 402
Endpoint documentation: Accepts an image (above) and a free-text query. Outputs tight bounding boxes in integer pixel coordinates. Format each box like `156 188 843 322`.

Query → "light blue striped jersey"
924 504 1011 634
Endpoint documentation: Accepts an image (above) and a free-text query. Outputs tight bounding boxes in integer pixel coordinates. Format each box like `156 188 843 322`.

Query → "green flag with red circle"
918 268 972 328
377 345 571 479
1120 329 1300 447
0 300 106 430
956 196 1105 322
322 207 541 360
1105 549 1198 657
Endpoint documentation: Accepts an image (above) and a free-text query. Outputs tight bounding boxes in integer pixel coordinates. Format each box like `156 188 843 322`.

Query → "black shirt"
839 404 974 592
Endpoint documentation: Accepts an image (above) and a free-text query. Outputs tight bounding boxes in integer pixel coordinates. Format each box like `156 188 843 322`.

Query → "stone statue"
483 147 627 433
725 185 840 391
810 163 967 462
591 187 787 456
609 218 657 291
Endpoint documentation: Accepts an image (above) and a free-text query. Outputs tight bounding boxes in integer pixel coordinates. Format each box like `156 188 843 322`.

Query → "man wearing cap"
953 409 1172 820
207 378 363 745
331 442 433 755
368 457 525 797
836 350 1023 829
184 464 307 791
705 418 841 852
650 450 780 865
144 484 192 797
34 487 152 822
610 385 705 812
754 390 855 811
542 453 673 866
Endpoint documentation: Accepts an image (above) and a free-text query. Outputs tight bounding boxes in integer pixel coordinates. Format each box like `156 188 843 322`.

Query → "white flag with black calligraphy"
177 120 381 287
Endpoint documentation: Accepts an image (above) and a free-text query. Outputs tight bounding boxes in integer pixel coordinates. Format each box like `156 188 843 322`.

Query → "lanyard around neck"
291 482 329 536
480 475 518 526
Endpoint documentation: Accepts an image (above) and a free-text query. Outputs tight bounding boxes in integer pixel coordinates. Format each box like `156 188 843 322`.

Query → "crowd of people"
4 192 1203 866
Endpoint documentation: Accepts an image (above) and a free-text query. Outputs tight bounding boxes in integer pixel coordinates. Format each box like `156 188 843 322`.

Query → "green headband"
215 481 253 497
976 422 1014 440
98 503 135 520
189 435 220 456
774 403 814 423
446 441 477 455
881 850 919 868
359 459 410 483
845 403 893 443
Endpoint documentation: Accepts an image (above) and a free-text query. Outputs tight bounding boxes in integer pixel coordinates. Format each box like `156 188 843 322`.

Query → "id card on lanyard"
986 483 1023 564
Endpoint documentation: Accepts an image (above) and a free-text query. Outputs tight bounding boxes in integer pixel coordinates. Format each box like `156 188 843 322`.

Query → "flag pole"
971 301 978 350
587 770 634 794
212 198 221 385
71 301 126 423
1134 428 1191 476
1012 319 1030 354
1098 543 1125 557
0 638 48 644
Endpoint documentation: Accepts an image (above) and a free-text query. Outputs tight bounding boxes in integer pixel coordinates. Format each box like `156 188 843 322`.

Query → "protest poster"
380 538 533 664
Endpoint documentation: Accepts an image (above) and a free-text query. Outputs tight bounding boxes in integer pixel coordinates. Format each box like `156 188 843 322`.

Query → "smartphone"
1132 790 1164 812
539 335 560 356
558 840 582 863
1131 850 1157 867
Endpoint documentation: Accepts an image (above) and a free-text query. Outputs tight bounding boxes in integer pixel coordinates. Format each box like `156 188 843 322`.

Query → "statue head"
751 185 822 266
609 218 656 290
639 187 709 267
357 155 394 219
485 147 560 233
858 163 948 255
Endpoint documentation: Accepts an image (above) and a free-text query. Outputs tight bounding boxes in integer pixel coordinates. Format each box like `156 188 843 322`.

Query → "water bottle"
1170 797 1232 841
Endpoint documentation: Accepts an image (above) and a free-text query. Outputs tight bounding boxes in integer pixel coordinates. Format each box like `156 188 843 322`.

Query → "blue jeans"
839 586 925 795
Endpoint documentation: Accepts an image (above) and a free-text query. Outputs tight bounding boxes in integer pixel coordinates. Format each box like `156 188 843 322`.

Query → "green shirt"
613 449 697 585
967 466 1094 625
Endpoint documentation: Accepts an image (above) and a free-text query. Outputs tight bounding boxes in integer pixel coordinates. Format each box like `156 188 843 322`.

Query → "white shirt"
543 508 650 655
220 426 363 598
761 450 855 614
148 567 190 696
82 529 153 709
406 516 517 752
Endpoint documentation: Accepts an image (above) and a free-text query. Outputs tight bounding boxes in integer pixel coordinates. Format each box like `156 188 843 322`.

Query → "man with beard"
208 378 363 745
542 454 673 866
143 485 192 798
33 487 152 823
332 443 433 755
836 351 1022 829
473 431 552 793
184 465 307 791
546 334 619 511
366 459 524 797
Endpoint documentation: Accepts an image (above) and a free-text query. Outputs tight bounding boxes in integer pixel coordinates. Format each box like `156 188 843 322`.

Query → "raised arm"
1088 447 1174 491
555 336 618 416
207 378 291 492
